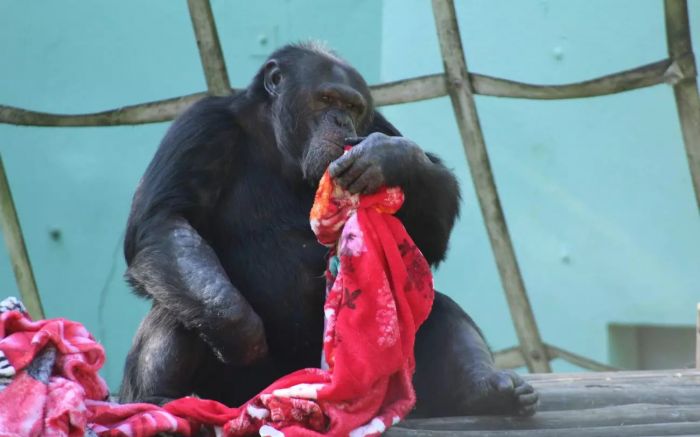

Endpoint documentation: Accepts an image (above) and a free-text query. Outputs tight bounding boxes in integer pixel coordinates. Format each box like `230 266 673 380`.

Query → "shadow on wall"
609 323 696 370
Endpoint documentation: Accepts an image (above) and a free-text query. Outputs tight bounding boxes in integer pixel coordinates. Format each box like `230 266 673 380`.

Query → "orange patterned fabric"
310 169 404 247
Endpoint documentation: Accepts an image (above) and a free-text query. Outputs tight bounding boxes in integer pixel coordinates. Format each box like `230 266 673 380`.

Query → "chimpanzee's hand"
204 310 269 366
329 132 428 194
235 312 269 365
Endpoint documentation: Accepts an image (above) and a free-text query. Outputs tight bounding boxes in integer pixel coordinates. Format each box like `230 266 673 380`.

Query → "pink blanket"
0 168 433 436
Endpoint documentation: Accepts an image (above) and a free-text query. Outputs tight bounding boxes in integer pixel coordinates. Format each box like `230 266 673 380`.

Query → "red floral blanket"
0 164 434 436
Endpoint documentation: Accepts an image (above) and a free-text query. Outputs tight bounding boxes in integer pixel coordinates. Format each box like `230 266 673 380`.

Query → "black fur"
119 43 537 417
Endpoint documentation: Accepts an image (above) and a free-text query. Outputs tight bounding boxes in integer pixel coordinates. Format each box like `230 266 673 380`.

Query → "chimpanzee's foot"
459 368 538 416
412 293 538 418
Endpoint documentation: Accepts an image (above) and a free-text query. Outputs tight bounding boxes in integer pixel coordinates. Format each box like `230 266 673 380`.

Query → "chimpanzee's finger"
361 174 382 195
343 136 366 146
347 168 373 194
329 152 357 178
336 160 368 190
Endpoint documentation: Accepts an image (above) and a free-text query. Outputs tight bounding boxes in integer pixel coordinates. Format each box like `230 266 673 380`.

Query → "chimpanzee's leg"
412 292 538 417
119 304 208 404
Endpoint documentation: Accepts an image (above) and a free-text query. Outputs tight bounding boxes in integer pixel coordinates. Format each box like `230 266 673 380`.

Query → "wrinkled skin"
119 43 537 418
330 134 430 194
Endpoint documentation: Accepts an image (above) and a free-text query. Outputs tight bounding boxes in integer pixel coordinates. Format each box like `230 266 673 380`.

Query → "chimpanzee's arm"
124 97 267 365
338 112 460 265
392 152 460 266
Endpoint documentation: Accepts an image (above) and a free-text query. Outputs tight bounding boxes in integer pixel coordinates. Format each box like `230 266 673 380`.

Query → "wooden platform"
387 370 700 436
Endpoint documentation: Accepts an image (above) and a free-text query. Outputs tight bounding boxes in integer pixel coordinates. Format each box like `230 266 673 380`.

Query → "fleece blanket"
0 165 434 437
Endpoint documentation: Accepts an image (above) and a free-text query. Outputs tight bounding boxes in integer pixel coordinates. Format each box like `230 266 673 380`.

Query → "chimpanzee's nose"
333 112 353 130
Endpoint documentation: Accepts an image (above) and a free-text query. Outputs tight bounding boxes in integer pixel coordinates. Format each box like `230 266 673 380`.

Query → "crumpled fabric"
0 297 108 437
0 160 433 437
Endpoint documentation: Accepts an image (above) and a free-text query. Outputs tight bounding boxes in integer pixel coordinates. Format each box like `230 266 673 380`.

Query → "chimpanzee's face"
263 51 373 184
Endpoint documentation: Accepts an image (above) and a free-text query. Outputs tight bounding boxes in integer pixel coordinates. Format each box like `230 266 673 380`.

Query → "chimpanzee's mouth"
322 140 345 154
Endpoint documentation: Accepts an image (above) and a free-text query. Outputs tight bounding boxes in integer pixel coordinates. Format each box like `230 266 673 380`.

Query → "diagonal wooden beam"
544 344 618 372
493 345 619 372
431 0 550 372
664 0 700 212
0 154 44 320
696 303 700 370
187 0 231 96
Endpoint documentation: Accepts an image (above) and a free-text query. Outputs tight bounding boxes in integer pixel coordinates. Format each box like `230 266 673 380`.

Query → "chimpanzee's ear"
263 60 283 97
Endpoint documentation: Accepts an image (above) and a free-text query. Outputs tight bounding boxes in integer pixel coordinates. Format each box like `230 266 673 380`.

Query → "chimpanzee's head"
253 42 373 184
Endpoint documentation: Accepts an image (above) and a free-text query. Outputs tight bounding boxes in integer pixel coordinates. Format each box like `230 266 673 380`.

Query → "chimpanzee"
119 42 538 417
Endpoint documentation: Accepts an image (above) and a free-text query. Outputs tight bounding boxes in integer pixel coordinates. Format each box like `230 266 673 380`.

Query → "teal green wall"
0 0 381 390
0 1 698 389
380 0 700 371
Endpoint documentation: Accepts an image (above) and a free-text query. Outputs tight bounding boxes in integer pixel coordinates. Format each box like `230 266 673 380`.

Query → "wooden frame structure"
0 156 44 319
1 0 699 373
389 369 700 436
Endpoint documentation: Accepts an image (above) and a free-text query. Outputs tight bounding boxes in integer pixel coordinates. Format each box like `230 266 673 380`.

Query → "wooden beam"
525 370 700 412
392 404 700 433
493 346 526 369
495 344 619 372
664 0 700 211
388 370 700 435
371 74 448 107
535 385 700 412
387 422 700 437
472 58 678 100
431 0 550 372
524 368 700 384
0 154 44 319
696 302 700 369
0 58 682 127
0 93 206 127
374 57 678 106
544 344 617 372
187 0 231 96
